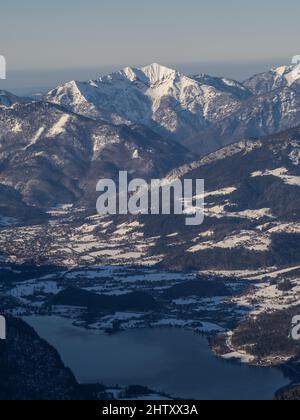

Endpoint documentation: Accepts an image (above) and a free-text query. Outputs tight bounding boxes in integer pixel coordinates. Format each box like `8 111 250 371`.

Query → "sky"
1 0 300 93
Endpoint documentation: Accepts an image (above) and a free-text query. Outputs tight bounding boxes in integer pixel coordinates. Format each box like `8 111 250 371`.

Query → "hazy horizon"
1 0 300 94
0 57 295 95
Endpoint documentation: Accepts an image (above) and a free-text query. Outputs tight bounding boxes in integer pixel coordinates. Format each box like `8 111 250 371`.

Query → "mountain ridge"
44 63 249 147
0 100 194 209
43 62 300 155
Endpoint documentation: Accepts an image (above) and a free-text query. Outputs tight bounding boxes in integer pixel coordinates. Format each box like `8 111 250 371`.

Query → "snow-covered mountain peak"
50 80 81 96
108 63 178 86
97 66 147 86
270 64 300 87
44 63 249 145
121 66 141 82
44 62 300 155
47 80 90 108
272 65 291 77
286 64 300 86
245 63 300 95
140 63 177 84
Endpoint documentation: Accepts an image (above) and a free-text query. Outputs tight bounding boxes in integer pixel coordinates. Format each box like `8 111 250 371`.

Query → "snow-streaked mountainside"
1 128 300 373
191 74 251 99
44 62 300 155
1 60 300 215
134 127 300 272
184 86 300 155
1 126 299 273
0 101 194 209
244 64 300 95
45 63 249 145
2 64 300 377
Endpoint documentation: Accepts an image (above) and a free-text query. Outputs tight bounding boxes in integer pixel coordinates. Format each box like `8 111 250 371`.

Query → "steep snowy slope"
192 74 251 99
45 63 246 143
45 62 300 156
152 127 300 271
2 127 298 273
184 87 300 155
0 100 194 208
244 64 300 95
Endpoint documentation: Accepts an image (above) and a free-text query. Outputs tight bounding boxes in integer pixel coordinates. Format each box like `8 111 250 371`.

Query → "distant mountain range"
244 65 300 95
1 63 300 389
0 100 193 209
45 63 249 148
0 90 30 107
0 61 300 222
44 62 300 155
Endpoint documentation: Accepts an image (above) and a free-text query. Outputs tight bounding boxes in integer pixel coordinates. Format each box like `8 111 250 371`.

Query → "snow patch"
11 121 22 133
188 230 271 253
251 167 300 186
25 127 45 149
132 149 140 159
205 187 237 198
47 114 71 138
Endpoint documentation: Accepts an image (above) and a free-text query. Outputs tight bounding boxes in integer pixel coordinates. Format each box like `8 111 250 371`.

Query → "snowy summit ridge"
45 62 245 143
116 63 177 85
42 61 300 156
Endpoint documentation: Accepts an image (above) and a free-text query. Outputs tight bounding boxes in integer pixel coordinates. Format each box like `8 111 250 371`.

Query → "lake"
24 315 289 400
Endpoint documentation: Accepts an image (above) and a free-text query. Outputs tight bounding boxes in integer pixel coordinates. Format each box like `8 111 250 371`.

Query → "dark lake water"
24 315 289 400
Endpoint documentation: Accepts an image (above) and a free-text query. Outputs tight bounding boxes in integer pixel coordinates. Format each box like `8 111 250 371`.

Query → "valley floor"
1 208 300 397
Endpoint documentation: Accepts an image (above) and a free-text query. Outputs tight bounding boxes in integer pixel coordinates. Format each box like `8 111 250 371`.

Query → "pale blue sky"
0 0 300 93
